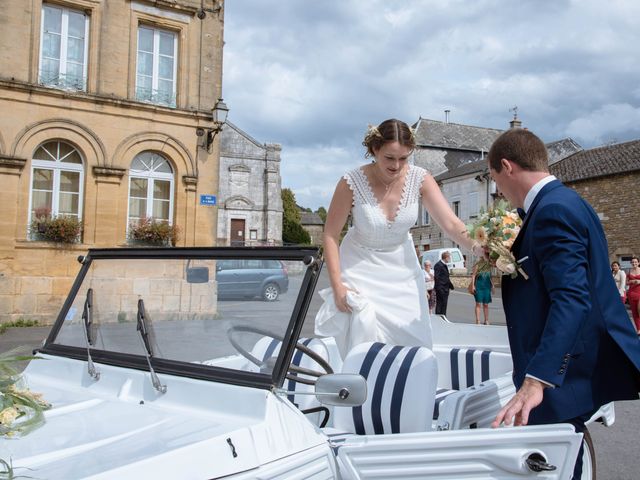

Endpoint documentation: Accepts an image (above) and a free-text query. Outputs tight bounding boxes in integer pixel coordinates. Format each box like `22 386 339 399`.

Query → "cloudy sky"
222 0 640 210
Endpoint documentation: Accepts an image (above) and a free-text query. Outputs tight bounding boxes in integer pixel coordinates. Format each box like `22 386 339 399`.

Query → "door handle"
525 453 557 472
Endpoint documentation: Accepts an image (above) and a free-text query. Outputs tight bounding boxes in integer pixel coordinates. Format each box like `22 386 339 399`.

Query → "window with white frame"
29 141 84 230
468 191 479 218
136 26 177 107
128 152 174 226
422 207 430 225
452 200 460 217
39 4 89 90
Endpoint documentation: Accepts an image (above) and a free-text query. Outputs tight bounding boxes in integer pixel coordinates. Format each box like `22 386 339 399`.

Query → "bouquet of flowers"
467 199 528 279
0 348 51 439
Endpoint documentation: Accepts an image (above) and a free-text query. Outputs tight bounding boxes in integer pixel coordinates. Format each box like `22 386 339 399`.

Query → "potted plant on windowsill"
29 207 83 244
128 217 179 247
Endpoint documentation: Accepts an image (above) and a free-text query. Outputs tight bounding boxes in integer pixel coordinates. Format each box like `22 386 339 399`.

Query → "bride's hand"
334 285 352 313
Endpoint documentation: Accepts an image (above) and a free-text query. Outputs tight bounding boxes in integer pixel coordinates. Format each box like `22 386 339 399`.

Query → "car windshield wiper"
82 288 100 381
136 298 167 394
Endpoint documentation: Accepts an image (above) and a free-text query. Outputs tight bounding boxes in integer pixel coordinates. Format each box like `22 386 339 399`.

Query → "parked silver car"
216 258 289 301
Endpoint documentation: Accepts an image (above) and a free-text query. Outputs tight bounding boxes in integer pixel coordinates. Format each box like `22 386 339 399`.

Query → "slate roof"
546 138 582 165
435 158 487 182
435 138 585 182
414 117 503 152
299 211 324 225
550 139 640 183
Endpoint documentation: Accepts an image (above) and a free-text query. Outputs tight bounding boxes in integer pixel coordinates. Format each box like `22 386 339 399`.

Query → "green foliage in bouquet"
128 217 179 246
467 199 525 278
0 348 50 439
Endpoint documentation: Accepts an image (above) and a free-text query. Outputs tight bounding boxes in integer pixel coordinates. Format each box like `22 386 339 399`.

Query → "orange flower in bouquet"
467 200 528 279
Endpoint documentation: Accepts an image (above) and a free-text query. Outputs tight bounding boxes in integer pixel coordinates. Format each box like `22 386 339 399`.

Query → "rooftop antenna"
509 105 518 120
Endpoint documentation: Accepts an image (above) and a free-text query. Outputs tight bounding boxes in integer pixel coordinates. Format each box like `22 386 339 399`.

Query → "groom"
488 129 640 479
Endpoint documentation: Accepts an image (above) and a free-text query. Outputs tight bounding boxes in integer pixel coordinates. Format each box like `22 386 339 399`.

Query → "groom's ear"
501 158 513 175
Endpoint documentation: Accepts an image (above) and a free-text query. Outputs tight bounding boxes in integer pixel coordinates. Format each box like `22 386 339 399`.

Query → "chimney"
509 106 522 129
444 109 450 124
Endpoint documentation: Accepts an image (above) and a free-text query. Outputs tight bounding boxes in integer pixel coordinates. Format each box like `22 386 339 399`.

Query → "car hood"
0 356 325 479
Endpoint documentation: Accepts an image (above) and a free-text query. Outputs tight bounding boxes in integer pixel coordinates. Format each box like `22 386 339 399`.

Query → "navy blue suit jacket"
502 179 640 424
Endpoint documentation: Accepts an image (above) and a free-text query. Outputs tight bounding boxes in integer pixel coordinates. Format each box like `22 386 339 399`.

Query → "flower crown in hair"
366 124 382 139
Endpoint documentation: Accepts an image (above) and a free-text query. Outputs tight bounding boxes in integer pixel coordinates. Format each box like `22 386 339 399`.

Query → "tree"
316 206 327 223
281 188 310 245
281 188 300 224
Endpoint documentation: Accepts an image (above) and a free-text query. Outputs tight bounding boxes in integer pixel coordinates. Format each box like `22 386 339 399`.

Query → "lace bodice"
343 165 427 249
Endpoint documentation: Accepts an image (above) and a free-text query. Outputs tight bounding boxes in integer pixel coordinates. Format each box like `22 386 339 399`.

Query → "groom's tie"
517 208 526 220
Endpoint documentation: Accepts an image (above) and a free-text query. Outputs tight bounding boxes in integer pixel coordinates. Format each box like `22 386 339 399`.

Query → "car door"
216 259 241 296
336 424 582 479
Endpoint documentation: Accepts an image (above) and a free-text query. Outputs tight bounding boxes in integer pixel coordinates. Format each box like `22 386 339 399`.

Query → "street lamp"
201 98 229 152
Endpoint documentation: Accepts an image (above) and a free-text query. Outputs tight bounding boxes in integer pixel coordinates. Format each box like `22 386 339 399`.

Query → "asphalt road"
1 268 638 480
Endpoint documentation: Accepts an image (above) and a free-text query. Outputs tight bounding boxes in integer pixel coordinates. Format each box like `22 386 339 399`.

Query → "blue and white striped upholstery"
333 342 438 435
434 347 513 390
432 347 513 420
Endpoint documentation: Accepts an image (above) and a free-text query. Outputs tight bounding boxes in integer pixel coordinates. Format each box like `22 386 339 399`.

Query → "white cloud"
223 0 640 208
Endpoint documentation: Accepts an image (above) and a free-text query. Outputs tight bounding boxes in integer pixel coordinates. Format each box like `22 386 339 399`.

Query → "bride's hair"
363 119 416 158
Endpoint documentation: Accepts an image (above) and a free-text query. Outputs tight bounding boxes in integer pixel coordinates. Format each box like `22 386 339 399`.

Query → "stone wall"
566 172 640 261
0 0 225 324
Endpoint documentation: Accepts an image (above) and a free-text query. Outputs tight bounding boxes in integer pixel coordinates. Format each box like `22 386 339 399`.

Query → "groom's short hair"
488 128 549 173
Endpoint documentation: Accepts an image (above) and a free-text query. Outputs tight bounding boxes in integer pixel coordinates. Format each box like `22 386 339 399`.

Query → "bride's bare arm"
323 178 354 312
420 174 484 256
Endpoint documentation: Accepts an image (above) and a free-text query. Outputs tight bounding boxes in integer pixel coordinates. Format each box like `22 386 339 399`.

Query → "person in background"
627 256 640 334
611 261 626 304
487 128 640 480
470 263 494 325
423 260 436 315
434 251 454 316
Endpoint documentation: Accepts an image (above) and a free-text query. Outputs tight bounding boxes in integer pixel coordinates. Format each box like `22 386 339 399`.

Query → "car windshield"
43 247 320 389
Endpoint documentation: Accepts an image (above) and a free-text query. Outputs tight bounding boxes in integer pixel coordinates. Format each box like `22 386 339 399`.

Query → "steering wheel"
227 325 333 385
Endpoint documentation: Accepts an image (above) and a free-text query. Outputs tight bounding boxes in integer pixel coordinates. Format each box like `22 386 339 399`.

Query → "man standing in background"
434 251 454 316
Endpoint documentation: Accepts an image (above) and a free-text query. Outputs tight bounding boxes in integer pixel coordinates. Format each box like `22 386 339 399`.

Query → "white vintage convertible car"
0 247 613 479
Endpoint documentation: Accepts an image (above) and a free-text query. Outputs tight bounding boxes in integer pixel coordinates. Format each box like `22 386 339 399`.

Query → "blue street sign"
200 194 217 206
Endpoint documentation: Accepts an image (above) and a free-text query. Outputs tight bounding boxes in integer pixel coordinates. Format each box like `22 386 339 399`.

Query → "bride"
315 118 483 355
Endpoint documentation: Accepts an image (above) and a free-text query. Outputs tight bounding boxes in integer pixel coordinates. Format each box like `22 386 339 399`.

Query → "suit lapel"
510 179 563 255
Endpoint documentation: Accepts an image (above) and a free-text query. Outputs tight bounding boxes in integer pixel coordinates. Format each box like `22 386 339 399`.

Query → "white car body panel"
3 355 329 479
336 425 582 480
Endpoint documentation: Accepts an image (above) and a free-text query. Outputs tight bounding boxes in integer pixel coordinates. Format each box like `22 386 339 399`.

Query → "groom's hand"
491 377 546 428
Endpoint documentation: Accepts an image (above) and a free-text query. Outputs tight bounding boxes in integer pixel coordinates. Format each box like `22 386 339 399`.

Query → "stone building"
0 0 226 323
550 139 640 266
411 115 582 267
217 122 283 246
411 117 503 261
299 210 324 246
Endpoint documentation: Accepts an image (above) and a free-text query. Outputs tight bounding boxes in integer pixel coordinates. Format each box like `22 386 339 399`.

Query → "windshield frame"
38 246 323 391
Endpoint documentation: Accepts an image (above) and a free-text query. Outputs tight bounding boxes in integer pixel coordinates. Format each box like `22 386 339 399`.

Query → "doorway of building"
230 219 245 246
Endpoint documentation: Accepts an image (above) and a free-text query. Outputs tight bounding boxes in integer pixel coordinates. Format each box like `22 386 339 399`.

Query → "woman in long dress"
627 256 640 334
315 119 484 355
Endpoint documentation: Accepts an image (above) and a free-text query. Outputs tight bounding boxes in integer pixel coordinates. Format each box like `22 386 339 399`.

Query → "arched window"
29 140 84 225
128 151 174 225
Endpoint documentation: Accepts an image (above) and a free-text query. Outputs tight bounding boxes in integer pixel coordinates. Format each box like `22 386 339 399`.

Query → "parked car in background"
216 258 289 301
421 247 466 272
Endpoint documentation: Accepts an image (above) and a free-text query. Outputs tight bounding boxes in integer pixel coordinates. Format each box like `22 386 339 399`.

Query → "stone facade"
0 0 225 323
299 211 324 246
550 139 640 265
564 173 640 263
217 122 283 246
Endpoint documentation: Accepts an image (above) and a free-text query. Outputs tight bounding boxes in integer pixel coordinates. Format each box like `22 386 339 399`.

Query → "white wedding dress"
315 165 432 357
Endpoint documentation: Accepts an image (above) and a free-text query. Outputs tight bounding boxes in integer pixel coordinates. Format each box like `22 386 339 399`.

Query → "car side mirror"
187 266 209 283
314 373 367 407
